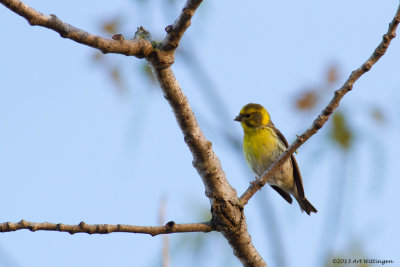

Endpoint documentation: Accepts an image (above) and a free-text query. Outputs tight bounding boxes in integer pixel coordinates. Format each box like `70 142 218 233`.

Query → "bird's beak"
234 114 244 122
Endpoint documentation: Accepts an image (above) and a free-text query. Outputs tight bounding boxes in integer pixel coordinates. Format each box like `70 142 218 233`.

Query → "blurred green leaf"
101 18 120 35
330 112 353 150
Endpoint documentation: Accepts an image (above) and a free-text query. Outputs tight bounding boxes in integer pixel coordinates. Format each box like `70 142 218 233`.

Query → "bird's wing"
289 153 305 198
270 123 305 199
270 185 293 204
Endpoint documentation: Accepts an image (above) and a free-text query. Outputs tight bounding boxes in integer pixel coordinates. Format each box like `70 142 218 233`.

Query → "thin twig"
0 220 213 236
162 0 203 51
0 0 153 57
240 4 400 205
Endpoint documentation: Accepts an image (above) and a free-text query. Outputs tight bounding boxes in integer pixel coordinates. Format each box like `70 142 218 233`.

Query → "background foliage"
1 0 399 266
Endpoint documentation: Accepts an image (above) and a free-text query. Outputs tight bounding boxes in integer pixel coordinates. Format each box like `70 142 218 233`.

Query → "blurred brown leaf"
326 65 338 85
111 67 121 83
296 90 318 111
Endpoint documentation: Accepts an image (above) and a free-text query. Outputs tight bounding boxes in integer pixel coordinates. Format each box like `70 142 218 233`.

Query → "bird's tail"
297 197 318 215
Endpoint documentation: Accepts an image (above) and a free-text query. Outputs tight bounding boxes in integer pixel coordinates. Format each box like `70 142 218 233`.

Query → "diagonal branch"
0 0 153 57
240 3 400 205
147 2 267 265
162 0 202 51
149 66 266 266
0 220 213 236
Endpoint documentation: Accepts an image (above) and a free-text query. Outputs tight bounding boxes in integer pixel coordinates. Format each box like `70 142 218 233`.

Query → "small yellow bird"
235 103 317 215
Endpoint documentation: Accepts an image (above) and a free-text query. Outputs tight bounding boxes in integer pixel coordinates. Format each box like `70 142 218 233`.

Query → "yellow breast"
242 125 281 177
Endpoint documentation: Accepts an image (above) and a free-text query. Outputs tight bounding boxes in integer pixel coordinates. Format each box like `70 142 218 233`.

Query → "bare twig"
0 220 213 236
0 0 153 57
162 0 202 51
240 4 400 205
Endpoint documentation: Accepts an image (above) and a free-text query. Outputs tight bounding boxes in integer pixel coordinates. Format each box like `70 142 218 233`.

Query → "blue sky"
1 0 400 266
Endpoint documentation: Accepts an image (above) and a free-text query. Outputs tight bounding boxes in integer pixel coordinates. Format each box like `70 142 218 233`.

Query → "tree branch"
0 0 153 57
240 3 400 205
162 0 202 51
0 220 213 236
1 0 268 264
149 63 266 266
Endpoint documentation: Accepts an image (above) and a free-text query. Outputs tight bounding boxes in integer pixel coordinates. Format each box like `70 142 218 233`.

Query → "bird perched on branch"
235 103 317 215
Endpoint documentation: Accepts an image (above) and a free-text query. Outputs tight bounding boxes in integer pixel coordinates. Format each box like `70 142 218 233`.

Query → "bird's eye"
244 114 251 118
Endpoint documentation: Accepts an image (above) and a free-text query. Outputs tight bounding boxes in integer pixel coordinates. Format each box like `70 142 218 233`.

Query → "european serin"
235 103 317 215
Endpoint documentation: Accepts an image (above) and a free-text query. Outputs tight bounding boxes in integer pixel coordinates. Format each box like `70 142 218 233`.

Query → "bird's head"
234 103 271 129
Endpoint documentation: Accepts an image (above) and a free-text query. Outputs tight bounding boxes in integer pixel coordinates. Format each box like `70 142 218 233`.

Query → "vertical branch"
149 64 267 267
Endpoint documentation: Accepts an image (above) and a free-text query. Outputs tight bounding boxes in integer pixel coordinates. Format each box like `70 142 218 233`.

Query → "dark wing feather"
290 154 305 198
269 123 305 198
270 185 293 204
